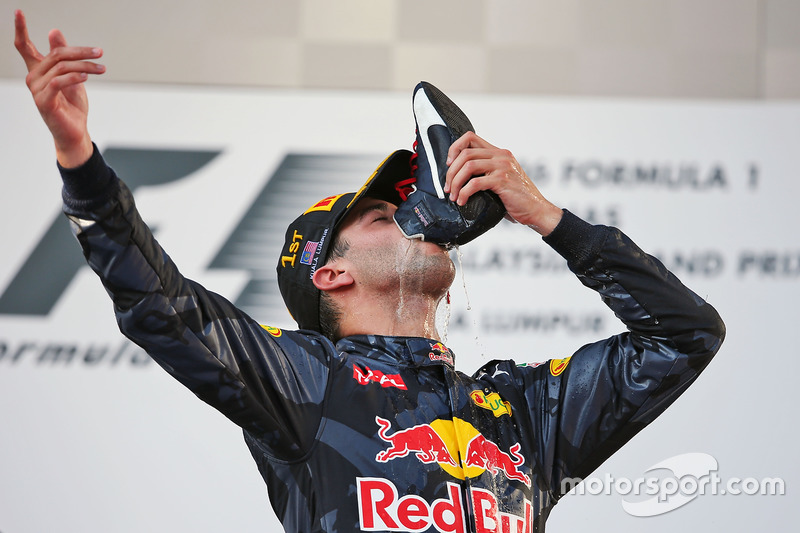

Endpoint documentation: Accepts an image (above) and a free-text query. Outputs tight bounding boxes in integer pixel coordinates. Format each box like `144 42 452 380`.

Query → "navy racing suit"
60 146 725 533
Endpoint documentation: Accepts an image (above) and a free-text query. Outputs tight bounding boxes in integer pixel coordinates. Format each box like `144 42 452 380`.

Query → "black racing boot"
393 81 506 246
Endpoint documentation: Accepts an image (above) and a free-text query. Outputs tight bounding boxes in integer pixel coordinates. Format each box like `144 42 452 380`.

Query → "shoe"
393 81 506 246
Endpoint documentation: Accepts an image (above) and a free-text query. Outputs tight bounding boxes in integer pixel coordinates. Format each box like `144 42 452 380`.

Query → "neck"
337 289 445 341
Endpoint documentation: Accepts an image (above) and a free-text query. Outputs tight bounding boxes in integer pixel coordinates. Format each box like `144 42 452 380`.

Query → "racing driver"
15 11 725 533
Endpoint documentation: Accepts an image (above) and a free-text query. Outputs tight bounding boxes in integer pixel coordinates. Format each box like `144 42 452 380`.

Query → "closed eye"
357 202 390 222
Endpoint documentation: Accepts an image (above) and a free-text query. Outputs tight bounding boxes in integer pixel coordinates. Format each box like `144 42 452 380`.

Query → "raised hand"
14 10 105 167
444 132 563 236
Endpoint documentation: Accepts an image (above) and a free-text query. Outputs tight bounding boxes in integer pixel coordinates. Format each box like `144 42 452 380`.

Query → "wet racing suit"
60 146 725 533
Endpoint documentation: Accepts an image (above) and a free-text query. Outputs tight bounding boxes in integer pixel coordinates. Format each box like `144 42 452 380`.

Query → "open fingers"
35 34 103 79
31 58 104 96
27 47 104 90
14 10 44 70
15 11 103 82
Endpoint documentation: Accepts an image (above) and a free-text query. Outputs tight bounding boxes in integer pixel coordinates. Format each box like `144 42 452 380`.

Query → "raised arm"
15 12 330 460
452 133 725 500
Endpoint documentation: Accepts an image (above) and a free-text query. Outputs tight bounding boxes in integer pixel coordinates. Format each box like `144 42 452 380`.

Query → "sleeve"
60 145 331 461
504 210 725 499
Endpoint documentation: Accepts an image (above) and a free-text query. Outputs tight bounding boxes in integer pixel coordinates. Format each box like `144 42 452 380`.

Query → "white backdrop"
0 80 796 532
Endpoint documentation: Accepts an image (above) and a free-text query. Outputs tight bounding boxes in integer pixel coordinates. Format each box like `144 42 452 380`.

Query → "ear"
312 262 354 291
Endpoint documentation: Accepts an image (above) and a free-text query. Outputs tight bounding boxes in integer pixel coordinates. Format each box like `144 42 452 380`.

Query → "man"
15 10 724 533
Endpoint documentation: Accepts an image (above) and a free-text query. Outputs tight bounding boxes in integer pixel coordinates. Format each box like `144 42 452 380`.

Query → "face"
334 198 456 297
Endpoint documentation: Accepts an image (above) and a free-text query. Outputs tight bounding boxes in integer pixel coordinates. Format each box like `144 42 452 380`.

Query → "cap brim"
341 149 411 218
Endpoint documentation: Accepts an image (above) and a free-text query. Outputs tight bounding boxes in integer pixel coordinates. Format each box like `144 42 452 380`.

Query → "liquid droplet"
453 244 487 358
455 245 472 311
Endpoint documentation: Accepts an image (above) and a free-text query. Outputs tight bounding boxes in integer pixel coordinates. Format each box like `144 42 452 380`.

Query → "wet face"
334 198 456 297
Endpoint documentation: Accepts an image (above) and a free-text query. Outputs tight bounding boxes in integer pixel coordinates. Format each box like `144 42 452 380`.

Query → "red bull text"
357 477 533 533
428 342 454 365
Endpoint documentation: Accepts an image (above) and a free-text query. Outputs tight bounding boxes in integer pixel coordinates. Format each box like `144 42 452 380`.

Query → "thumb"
48 28 68 51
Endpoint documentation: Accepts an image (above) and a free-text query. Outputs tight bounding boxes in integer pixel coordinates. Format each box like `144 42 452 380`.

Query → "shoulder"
257 323 338 360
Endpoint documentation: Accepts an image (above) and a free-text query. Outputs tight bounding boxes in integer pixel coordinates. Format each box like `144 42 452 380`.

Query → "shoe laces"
394 135 419 201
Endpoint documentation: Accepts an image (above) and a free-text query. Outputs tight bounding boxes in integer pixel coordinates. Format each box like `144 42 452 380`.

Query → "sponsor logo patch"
414 205 433 227
260 325 282 337
304 193 347 214
428 342 454 365
375 416 456 466
357 477 533 533
353 366 407 390
373 416 531 487
470 390 512 418
549 356 571 376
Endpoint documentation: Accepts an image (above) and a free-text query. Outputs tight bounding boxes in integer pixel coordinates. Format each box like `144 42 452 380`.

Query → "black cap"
276 150 413 331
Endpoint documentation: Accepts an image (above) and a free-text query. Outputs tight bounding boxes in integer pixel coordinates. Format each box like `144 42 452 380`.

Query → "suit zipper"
442 364 477 533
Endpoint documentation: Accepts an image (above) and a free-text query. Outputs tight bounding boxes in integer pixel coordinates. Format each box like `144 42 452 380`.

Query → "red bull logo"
375 416 456 466
428 342 454 365
374 417 530 488
357 477 533 533
463 435 531 487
